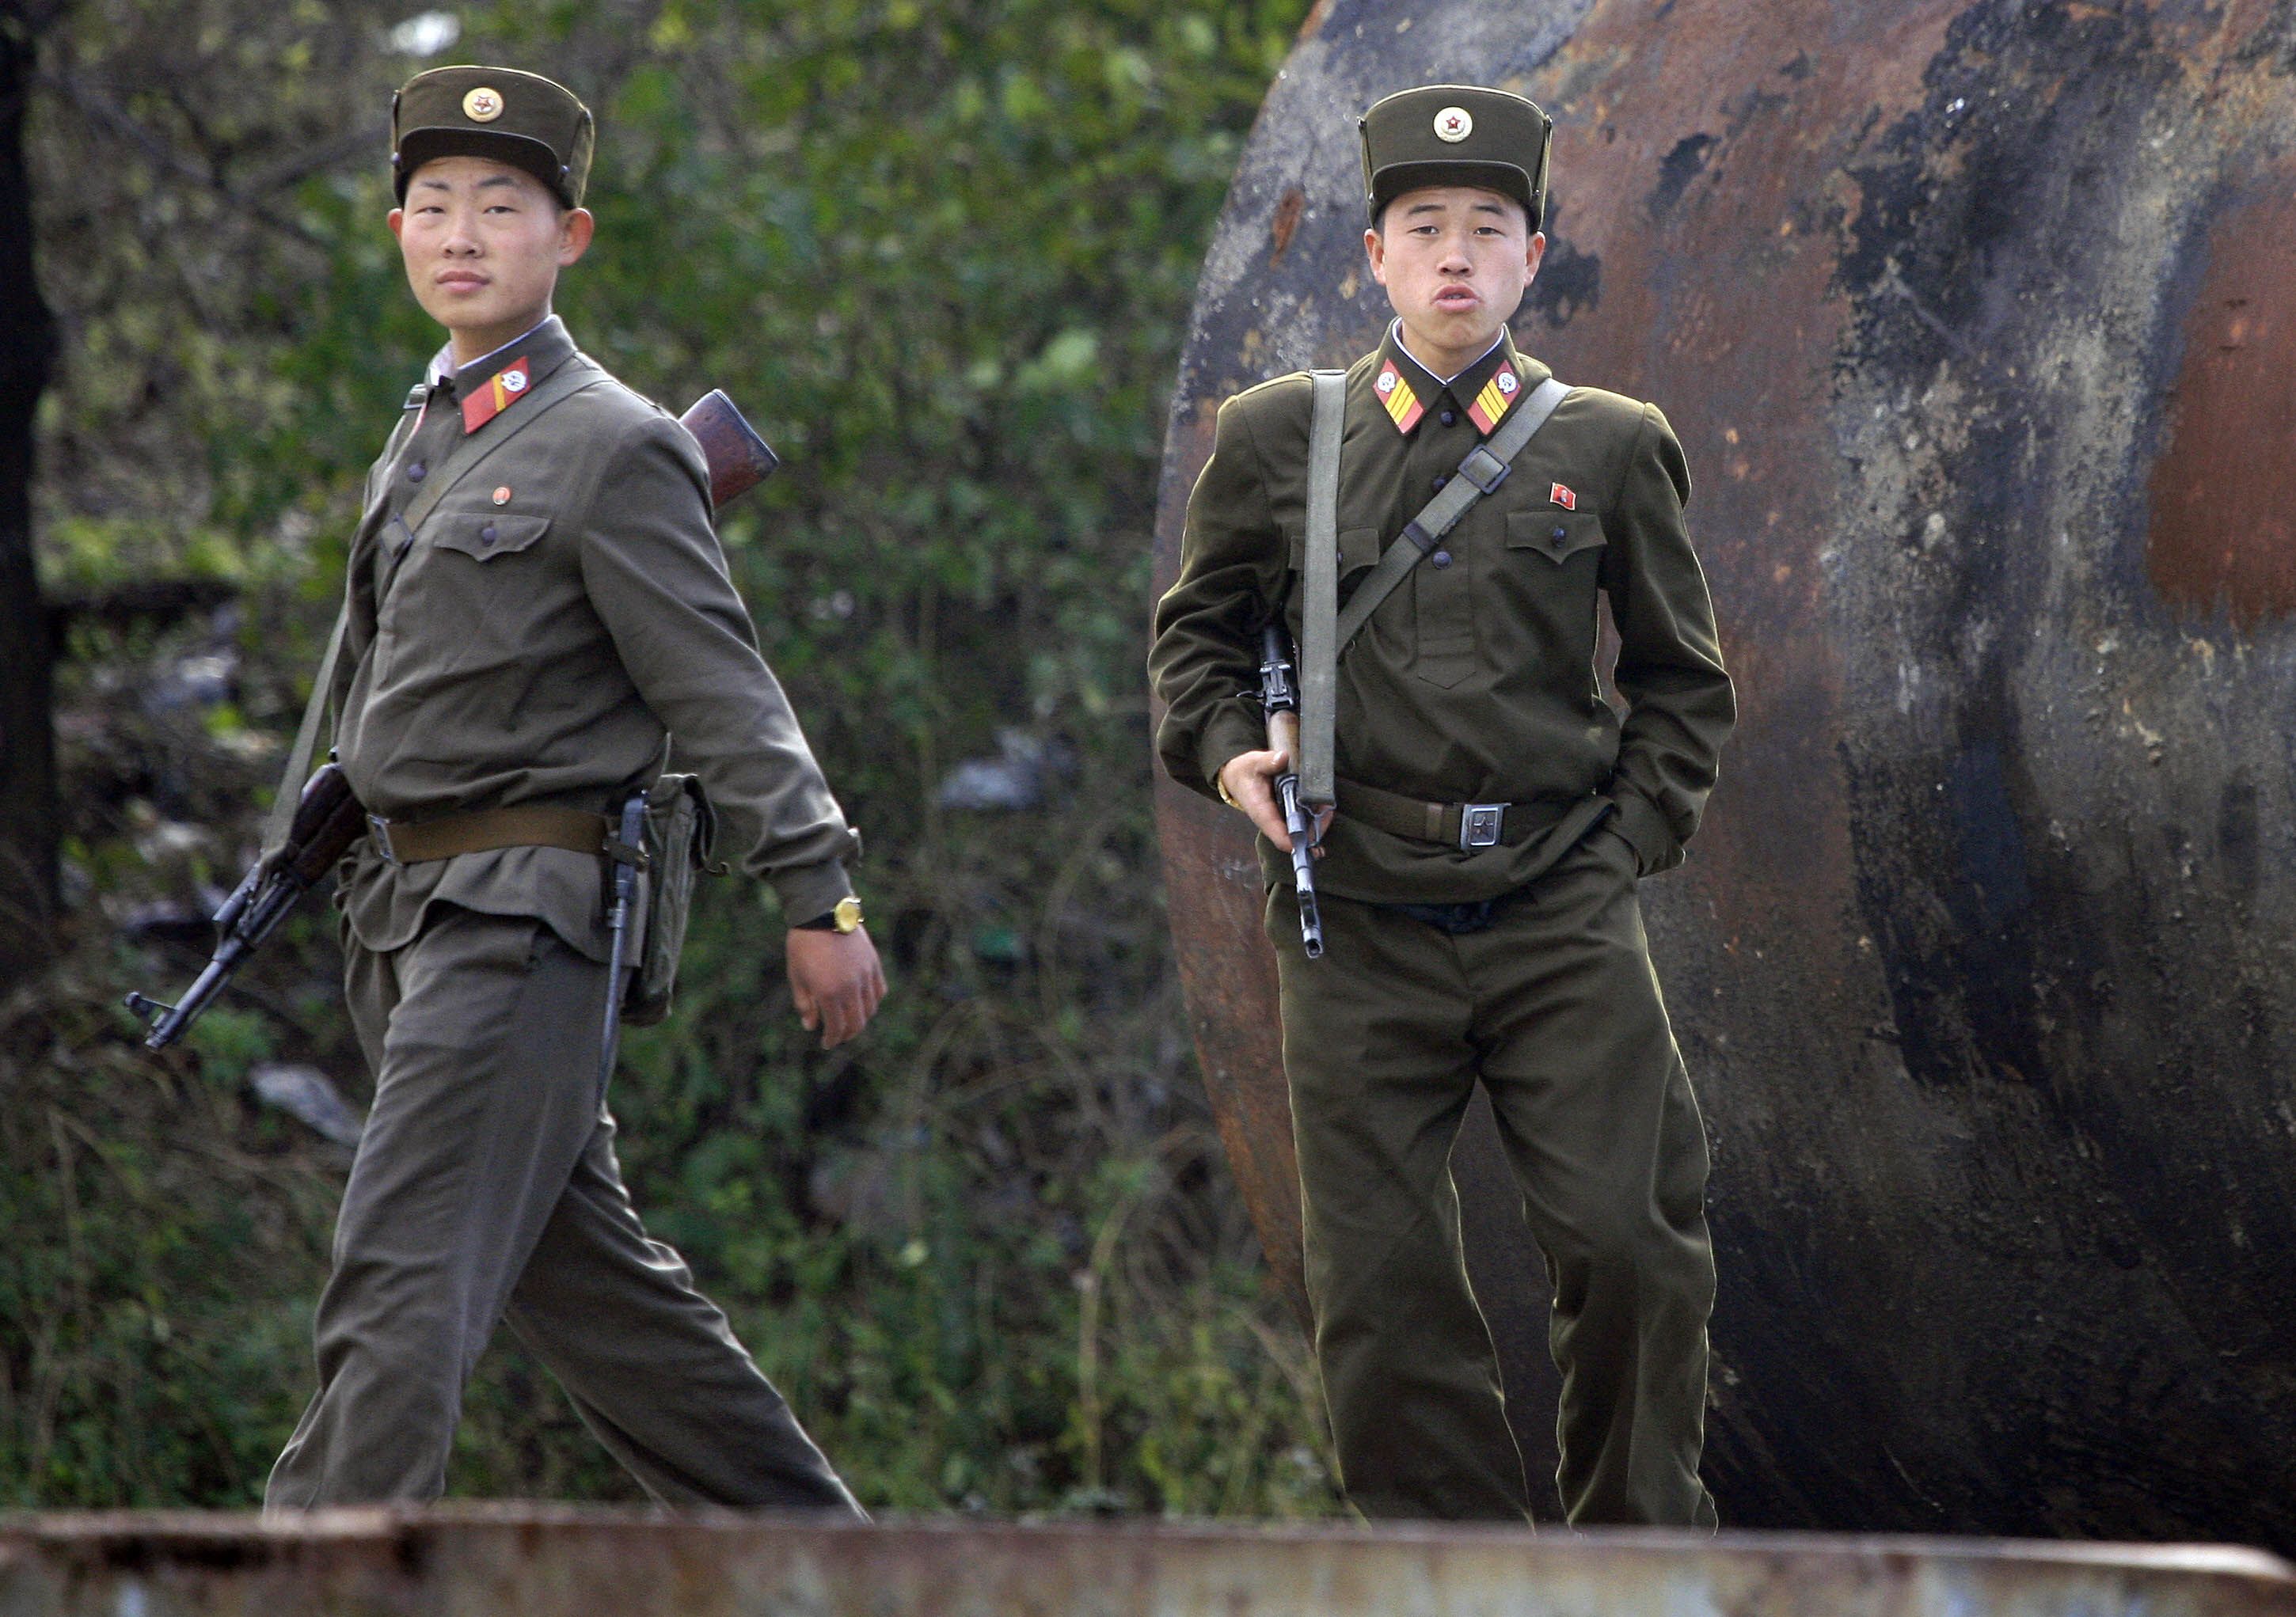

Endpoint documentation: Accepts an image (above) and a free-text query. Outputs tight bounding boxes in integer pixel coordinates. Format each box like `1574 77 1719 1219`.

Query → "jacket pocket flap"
1286 522 1386 577
1506 507 1604 564
435 511 549 561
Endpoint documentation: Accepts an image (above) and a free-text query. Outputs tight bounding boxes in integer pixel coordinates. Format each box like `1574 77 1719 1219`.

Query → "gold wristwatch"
798 895 865 933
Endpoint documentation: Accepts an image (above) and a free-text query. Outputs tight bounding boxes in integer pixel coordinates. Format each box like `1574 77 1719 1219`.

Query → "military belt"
1333 777 1582 852
366 803 643 867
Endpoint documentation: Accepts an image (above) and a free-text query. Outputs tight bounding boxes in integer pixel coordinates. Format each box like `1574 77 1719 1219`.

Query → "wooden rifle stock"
679 390 781 511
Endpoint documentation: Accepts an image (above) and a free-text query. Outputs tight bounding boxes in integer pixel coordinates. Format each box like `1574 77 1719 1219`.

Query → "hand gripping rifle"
126 391 781 1052
1259 623 1325 959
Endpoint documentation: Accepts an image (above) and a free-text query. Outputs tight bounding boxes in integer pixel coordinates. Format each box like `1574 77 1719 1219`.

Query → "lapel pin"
492 486 511 505
1552 483 1577 510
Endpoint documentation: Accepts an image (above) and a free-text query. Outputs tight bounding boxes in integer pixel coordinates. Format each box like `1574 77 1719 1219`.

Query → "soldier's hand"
787 925 886 1049
1217 750 1332 854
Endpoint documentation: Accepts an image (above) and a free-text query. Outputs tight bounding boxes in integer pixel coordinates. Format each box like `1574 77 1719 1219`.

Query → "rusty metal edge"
4 1507 2292 1581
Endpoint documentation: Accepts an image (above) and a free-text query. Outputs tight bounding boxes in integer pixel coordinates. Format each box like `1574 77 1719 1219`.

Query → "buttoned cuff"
770 859 856 929
1197 703 1266 801
1609 790 1682 877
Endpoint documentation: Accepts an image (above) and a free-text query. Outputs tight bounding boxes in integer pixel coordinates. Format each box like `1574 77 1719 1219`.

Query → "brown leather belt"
1334 777 1583 852
367 803 615 866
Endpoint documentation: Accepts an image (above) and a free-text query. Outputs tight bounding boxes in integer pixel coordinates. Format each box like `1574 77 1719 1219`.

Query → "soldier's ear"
388 207 406 242
557 207 595 267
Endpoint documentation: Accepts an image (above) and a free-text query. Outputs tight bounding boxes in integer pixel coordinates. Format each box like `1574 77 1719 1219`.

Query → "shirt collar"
1389 318 1504 389
1374 322 1538 438
430 315 573 393
420 316 580 435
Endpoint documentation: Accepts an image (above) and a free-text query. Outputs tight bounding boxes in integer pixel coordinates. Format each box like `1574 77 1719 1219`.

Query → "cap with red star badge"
391 65 595 209
1359 85 1553 229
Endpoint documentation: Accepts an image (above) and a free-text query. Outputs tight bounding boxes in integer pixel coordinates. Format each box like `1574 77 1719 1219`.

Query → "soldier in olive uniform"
265 66 882 1511
1150 86 1734 1527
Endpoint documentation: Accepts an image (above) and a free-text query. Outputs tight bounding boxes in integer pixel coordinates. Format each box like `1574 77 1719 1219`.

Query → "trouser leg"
1268 886 1532 1522
268 907 599 1508
500 1114 859 1513
267 909 856 1513
1466 829 1718 1529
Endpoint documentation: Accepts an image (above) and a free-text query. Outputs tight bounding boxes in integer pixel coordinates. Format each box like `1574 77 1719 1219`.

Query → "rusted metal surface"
1151 0 2296 1546
3 1509 2294 1616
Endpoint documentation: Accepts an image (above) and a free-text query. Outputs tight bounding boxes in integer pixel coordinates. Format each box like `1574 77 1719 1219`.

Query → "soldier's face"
389 156 593 361
1366 186 1543 372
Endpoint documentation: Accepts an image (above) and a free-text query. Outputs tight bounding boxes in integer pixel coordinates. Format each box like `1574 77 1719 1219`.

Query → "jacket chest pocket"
377 510 555 681
1505 507 1606 565
433 511 549 563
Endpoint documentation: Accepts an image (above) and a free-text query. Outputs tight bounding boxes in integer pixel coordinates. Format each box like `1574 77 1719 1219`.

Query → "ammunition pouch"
623 772 725 1027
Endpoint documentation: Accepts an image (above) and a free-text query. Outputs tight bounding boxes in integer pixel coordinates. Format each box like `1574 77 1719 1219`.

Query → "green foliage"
16 0 1337 1516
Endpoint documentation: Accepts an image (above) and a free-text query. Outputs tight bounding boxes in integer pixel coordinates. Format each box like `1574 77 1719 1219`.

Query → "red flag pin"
1551 482 1578 510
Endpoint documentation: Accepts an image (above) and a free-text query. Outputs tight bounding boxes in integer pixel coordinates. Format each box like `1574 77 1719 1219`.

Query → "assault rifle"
1259 623 1324 959
124 390 780 1051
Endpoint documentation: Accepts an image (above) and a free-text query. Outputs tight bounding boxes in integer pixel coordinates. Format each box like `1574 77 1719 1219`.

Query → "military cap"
1359 85 1553 230
391 66 595 209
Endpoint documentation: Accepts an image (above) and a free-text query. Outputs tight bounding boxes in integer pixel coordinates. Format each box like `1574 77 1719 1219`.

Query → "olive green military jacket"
329 316 859 961
1150 325 1734 905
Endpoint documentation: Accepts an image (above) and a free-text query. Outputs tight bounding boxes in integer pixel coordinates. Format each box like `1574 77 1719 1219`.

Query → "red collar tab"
1374 357 1425 435
460 355 534 434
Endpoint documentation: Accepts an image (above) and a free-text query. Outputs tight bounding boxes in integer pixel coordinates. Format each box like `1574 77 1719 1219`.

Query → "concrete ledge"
2 1508 2293 1616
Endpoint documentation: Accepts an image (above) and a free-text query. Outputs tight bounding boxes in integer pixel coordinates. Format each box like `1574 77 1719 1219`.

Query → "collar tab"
1374 356 1425 435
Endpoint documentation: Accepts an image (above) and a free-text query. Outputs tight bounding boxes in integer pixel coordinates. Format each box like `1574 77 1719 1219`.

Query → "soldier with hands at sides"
1150 85 1734 1527
264 66 880 1513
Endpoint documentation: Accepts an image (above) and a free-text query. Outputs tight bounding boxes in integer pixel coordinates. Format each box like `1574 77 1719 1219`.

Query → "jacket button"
1439 409 1458 427
1431 550 1452 568
1432 473 1449 492
407 461 427 483
1552 526 1568 541
480 523 497 545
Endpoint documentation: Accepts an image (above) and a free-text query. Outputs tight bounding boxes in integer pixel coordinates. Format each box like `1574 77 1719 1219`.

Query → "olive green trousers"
1267 825 1718 1528
265 905 857 1513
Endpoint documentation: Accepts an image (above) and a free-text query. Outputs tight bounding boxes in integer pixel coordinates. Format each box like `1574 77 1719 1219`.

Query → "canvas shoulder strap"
259 359 607 857
1332 375 1570 651
1297 369 1347 808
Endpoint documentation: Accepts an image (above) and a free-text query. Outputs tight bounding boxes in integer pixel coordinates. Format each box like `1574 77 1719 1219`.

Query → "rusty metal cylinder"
1151 0 2296 1548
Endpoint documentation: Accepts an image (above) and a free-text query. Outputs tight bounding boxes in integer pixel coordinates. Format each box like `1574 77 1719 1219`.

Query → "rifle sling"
1298 370 1347 808
1333 374 1572 651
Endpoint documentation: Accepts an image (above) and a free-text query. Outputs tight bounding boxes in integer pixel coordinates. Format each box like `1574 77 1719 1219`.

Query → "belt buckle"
367 812 400 865
1459 803 1507 851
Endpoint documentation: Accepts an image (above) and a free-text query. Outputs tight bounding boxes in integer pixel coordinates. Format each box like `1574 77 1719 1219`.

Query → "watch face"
834 895 864 932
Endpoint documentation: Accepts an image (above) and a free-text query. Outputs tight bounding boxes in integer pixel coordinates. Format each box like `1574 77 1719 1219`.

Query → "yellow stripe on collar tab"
1466 366 1519 435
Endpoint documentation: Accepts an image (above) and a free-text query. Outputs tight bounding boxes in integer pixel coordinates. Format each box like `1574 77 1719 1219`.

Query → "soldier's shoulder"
553 361 676 434
1555 381 1663 436
552 363 702 460
1218 351 1377 443
1220 369 1313 429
